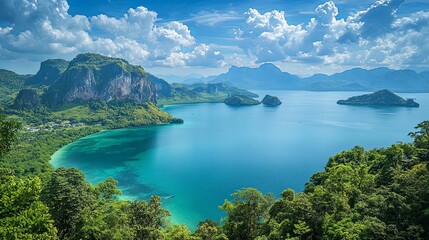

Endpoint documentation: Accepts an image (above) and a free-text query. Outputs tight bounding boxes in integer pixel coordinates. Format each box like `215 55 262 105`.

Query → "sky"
0 0 428 77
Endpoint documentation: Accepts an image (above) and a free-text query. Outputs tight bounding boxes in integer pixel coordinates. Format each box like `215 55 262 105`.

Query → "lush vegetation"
337 89 420 107
68 53 148 78
0 69 29 104
12 89 42 110
0 126 101 177
5 100 181 127
224 95 261 106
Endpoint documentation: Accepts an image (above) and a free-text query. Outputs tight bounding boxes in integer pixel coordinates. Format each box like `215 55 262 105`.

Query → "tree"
162 225 194 240
129 196 170 239
41 167 96 239
263 190 317 240
220 188 274 240
409 121 429 161
95 177 122 202
0 169 57 239
194 219 225 240
0 114 21 156
77 201 134 240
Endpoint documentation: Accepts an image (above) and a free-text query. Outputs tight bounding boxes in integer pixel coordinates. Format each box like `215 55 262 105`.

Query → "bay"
50 91 429 229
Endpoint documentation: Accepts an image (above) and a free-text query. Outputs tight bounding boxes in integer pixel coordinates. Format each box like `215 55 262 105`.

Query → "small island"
224 95 260 106
261 95 282 106
337 89 419 107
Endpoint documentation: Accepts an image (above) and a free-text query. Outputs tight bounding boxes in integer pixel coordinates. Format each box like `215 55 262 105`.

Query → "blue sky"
0 0 428 77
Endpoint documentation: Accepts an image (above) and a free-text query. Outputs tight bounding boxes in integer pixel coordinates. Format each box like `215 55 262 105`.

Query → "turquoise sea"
50 91 429 229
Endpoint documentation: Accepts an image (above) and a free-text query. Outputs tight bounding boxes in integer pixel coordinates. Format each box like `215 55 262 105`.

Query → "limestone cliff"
43 53 158 105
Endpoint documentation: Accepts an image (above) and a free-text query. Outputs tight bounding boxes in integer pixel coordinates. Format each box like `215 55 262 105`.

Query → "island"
224 95 261 106
337 89 419 107
261 95 282 106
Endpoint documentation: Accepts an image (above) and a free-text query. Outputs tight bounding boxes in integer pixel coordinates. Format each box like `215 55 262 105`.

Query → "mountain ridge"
187 64 429 92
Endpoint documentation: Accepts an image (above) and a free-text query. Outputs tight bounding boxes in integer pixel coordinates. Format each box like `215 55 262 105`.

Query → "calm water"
51 91 429 229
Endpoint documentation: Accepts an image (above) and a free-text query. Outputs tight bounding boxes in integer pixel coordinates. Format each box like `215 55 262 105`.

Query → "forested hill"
337 89 420 107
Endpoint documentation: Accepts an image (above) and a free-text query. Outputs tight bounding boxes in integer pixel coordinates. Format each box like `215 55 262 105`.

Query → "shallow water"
51 91 429 229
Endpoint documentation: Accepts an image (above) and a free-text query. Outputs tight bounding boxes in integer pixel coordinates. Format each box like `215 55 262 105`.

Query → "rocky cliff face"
148 74 172 97
43 54 158 105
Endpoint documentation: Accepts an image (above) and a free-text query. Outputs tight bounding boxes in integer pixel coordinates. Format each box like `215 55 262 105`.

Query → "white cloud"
182 10 242 26
0 0 224 68
0 0 90 57
235 8 306 62
158 44 225 67
237 0 429 69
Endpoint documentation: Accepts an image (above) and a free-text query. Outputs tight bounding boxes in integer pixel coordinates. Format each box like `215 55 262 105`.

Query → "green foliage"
0 126 101 176
162 224 194 240
220 188 274 240
12 88 42 110
0 69 29 103
49 101 179 128
95 177 122 201
0 114 21 156
194 219 224 240
0 170 57 239
409 120 429 161
41 167 96 239
70 53 146 76
129 196 171 239
77 200 134 240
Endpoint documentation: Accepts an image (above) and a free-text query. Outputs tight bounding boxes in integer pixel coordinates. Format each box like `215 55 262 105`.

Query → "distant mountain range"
185 63 429 92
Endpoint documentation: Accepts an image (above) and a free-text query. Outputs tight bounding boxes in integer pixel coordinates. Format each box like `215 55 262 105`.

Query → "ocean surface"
50 91 429 229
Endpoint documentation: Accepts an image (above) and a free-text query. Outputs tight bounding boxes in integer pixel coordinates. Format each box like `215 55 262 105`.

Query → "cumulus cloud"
159 44 225 67
352 0 404 37
0 0 224 68
0 0 90 57
236 0 429 69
